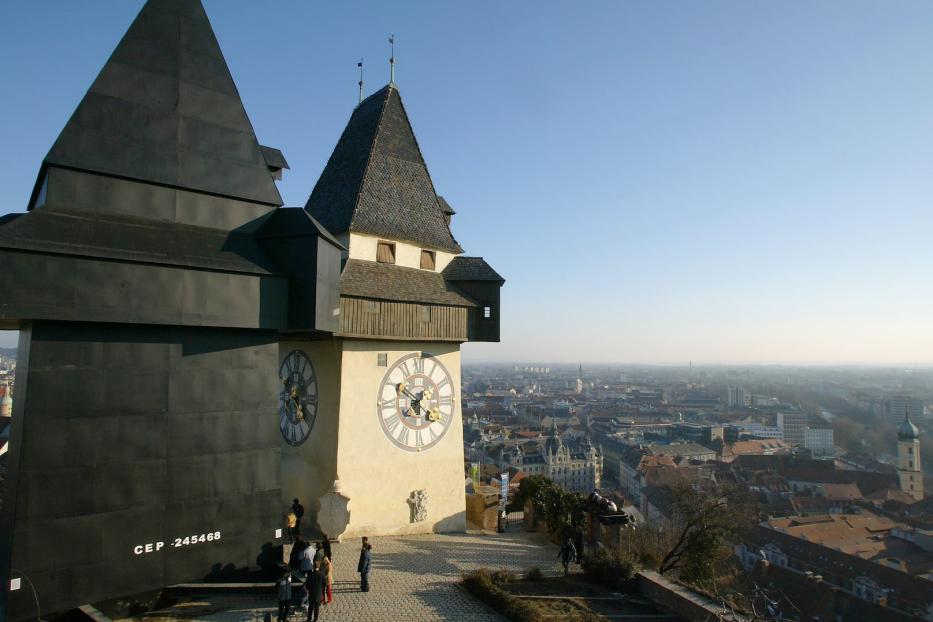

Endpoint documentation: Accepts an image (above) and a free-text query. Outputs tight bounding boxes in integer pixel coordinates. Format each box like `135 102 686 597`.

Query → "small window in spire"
420 250 436 270
377 241 396 264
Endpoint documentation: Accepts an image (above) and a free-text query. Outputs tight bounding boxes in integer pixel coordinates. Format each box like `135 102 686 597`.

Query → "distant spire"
389 35 396 84
357 58 364 104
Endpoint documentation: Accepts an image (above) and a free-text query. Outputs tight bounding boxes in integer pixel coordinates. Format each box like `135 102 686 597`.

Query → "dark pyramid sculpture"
0 2 344 620
305 84 462 252
40 0 282 207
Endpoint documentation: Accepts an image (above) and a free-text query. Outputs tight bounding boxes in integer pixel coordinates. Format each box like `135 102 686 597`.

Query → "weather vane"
358 58 364 104
389 35 396 84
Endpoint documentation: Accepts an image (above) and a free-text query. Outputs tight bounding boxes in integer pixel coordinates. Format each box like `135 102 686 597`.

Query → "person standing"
320 552 334 604
558 537 577 576
286 511 297 544
276 571 292 622
304 561 326 622
573 530 585 566
292 498 305 538
322 535 333 562
357 538 372 592
299 540 314 575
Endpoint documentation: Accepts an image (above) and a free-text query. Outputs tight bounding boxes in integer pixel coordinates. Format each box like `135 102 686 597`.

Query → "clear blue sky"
2 1 933 364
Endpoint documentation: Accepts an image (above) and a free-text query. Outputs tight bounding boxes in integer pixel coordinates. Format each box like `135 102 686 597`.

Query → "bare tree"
656 483 754 586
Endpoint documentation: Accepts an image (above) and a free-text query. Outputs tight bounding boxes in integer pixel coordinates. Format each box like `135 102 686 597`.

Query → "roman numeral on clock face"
384 413 401 434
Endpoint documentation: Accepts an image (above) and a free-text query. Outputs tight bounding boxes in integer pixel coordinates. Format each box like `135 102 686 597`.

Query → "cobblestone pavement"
129 531 563 622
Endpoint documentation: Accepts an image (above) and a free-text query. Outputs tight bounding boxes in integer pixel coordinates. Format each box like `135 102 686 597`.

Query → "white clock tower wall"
279 340 343 522
336 339 466 537
340 232 457 272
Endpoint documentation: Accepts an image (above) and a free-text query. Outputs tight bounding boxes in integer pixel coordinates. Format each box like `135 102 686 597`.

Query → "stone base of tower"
280 339 467 539
334 340 467 537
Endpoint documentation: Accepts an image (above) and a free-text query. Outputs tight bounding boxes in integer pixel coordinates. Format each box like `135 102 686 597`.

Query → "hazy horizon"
0 329 928 369
3 1 932 364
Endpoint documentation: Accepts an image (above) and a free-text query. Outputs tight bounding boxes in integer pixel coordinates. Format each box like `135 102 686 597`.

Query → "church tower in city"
897 413 923 501
281 83 505 538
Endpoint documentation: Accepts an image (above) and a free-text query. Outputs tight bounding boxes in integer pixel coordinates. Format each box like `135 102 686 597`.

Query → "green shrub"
581 548 636 590
461 569 543 621
463 568 610 621
524 567 544 582
491 569 517 585
463 568 494 588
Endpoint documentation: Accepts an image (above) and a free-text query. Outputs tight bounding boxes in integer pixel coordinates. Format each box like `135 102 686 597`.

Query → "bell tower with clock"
282 83 504 538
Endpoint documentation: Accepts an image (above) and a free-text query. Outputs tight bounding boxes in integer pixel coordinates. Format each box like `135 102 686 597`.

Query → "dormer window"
377 241 396 264
420 250 436 270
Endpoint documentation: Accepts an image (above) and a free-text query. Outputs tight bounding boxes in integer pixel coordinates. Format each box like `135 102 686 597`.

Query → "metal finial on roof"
358 58 364 104
389 35 396 84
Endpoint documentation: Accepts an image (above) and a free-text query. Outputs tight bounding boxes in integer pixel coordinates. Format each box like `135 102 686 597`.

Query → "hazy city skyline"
2 1 932 364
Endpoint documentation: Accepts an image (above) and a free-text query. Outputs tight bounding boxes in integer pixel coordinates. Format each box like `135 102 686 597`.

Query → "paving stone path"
129 531 563 622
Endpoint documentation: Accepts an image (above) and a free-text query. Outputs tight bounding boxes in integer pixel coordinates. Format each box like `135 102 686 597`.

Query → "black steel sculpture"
0 1 341 618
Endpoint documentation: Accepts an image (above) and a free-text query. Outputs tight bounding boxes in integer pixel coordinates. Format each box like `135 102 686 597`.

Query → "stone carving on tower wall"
408 489 428 523
317 479 351 541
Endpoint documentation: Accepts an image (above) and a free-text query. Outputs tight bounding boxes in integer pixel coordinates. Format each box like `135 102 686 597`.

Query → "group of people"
278 537 333 622
276 498 375 621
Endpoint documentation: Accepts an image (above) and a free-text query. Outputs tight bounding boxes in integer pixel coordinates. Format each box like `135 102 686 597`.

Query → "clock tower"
281 84 504 537
897 412 923 502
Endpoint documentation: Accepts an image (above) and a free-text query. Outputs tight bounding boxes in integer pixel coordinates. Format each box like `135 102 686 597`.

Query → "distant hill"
0 347 17 359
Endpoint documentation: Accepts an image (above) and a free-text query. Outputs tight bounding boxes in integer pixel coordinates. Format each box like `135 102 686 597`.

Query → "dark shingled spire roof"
437 196 456 216
39 0 282 206
305 84 463 253
443 257 505 282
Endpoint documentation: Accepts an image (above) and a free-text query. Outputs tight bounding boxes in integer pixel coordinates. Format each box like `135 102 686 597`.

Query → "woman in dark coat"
357 541 372 592
322 535 332 561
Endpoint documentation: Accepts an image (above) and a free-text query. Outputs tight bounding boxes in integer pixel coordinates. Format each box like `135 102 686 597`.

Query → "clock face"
377 353 455 452
279 350 318 447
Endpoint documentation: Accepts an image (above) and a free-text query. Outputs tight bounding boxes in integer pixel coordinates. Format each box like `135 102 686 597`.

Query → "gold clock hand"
396 382 420 401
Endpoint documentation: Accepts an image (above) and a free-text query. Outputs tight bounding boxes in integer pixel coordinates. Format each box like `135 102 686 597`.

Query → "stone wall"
637 570 741 621
466 489 498 531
